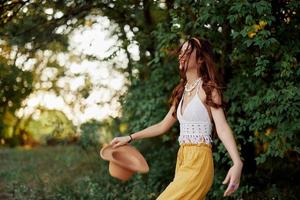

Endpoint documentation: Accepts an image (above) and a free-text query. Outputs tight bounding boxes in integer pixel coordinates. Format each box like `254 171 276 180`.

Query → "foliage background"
0 0 299 199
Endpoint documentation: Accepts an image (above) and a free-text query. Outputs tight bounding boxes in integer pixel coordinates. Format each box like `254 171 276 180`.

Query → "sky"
16 16 139 126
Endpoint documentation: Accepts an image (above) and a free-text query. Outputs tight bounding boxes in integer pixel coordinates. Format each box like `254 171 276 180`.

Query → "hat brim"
100 143 149 173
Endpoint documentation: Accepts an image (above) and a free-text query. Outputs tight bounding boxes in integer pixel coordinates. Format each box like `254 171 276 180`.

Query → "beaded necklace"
184 77 202 96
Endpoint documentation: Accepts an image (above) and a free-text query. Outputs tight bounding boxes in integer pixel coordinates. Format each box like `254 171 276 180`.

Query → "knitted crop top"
176 79 213 145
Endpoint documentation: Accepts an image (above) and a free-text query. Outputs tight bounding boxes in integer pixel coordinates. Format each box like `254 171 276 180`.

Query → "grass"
0 145 102 199
1 143 299 200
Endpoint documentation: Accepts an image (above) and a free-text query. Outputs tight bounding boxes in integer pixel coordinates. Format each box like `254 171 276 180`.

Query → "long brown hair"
168 36 227 140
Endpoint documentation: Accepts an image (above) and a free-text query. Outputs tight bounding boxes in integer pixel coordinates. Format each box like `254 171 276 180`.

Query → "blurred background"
0 0 299 199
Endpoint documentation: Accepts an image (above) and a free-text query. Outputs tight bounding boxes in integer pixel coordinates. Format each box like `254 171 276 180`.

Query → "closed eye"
178 50 192 60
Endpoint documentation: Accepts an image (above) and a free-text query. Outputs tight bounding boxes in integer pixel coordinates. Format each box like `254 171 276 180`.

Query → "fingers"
222 172 230 185
223 182 233 196
223 178 240 197
110 138 118 145
110 137 119 148
224 181 239 196
112 143 119 148
222 165 242 197
109 137 127 148
223 174 230 197
113 141 128 148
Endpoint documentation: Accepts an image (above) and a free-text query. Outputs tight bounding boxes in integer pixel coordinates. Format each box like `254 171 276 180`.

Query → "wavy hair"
168 36 227 139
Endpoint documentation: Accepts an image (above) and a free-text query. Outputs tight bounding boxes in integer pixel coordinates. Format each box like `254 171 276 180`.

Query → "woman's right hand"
110 135 131 148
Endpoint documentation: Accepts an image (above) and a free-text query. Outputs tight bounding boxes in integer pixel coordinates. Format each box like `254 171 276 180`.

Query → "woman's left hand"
222 162 243 197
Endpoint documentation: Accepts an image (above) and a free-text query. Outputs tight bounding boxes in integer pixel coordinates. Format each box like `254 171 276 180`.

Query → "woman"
110 36 243 199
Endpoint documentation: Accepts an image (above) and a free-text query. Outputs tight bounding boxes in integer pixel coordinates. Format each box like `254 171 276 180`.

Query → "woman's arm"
110 105 177 147
131 105 177 140
210 89 243 197
210 91 243 165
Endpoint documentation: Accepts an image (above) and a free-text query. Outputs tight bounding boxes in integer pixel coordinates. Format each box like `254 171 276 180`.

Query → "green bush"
79 120 102 151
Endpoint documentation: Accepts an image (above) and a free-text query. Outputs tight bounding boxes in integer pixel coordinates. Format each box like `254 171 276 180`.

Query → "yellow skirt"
156 143 214 200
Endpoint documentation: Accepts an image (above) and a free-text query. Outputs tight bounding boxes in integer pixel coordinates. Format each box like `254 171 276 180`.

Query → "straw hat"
100 143 149 181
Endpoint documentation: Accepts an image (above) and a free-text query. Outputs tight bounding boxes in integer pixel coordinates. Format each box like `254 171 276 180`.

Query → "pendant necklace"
184 78 202 96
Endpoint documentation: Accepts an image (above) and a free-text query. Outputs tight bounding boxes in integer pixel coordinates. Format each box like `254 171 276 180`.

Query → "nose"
178 54 186 61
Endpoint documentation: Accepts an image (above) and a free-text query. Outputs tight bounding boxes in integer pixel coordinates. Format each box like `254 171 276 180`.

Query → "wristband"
128 135 133 143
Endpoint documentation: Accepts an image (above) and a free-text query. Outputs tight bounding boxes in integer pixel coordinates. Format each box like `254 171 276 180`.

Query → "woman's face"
178 41 199 71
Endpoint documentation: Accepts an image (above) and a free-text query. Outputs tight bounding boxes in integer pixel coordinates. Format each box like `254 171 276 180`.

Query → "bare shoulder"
197 81 207 102
203 80 222 106
209 84 227 129
211 88 222 106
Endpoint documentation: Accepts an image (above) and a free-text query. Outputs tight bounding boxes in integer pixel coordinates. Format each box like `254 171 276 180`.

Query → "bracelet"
128 135 133 143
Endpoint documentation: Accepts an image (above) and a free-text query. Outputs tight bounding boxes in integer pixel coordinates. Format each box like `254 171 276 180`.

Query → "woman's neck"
186 68 201 84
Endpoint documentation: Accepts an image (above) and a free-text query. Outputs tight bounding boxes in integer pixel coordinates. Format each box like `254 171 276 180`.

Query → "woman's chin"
186 66 196 71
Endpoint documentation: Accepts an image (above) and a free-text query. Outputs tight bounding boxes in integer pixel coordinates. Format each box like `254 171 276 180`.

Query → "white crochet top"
176 78 213 145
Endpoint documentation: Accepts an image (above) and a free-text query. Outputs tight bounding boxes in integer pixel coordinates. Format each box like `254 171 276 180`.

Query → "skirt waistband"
180 142 212 149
